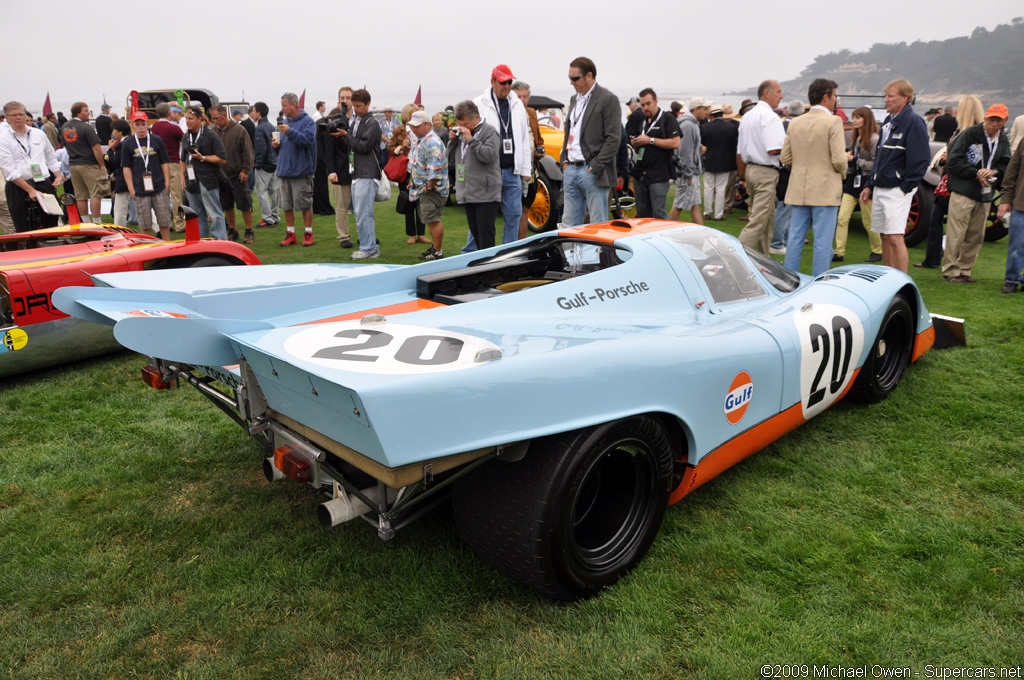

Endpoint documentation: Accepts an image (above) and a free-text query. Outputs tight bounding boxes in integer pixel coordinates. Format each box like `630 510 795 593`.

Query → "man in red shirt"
151 102 186 232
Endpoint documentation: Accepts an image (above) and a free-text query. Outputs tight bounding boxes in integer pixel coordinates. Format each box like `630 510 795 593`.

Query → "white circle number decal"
794 304 865 420
283 322 501 374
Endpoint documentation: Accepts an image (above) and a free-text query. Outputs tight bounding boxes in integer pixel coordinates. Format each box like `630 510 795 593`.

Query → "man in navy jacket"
273 92 317 246
859 79 930 272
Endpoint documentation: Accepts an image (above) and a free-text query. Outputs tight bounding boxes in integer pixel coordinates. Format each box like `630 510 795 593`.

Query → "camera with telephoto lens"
323 103 349 133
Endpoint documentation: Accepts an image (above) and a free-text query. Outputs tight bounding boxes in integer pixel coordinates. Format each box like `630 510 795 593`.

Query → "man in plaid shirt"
408 110 449 260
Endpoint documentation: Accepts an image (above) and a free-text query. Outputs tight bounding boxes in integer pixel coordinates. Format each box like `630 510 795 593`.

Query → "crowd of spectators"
2 67 1022 287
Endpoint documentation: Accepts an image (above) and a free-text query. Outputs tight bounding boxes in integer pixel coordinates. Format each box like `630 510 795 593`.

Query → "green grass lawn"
1 188 1022 679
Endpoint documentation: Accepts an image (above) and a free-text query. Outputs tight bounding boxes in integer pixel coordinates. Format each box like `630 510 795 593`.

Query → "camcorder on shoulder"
323 103 349 133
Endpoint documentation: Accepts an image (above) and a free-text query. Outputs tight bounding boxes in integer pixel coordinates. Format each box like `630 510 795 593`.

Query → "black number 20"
312 329 465 366
807 316 853 408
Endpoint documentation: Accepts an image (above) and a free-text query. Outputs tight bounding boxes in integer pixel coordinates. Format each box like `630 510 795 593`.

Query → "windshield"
663 230 767 304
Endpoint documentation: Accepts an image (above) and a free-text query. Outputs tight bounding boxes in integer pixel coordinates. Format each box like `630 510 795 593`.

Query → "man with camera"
180 106 229 240
347 89 383 260
942 103 1011 284
273 92 317 247
323 103 353 249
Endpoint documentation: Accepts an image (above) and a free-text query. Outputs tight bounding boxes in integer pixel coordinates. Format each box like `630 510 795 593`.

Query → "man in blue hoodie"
273 92 317 246
859 79 930 272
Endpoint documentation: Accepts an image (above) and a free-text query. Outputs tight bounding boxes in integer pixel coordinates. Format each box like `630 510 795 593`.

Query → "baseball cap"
491 64 516 81
408 111 431 126
985 104 1009 120
101 104 111 111
688 96 713 110
130 111 149 123
170 104 184 113
627 96 639 105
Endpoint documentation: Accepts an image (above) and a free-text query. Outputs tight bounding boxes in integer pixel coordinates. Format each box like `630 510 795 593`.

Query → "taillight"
141 364 176 389
274 446 312 483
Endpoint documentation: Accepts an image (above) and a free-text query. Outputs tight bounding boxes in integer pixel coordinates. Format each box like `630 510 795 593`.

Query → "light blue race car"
55 218 935 600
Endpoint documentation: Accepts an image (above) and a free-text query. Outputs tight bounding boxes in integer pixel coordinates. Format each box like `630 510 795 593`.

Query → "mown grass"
1 188 1022 679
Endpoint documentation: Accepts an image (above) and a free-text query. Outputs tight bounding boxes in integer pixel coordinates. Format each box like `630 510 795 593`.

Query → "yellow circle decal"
3 328 28 351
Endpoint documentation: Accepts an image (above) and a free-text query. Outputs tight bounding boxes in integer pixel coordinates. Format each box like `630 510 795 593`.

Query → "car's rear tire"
903 184 933 247
849 294 914 403
528 170 560 233
453 416 673 601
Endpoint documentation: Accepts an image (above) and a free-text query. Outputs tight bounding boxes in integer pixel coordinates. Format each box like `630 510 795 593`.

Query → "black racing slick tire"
453 416 673 601
185 255 234 268
848 295 914 404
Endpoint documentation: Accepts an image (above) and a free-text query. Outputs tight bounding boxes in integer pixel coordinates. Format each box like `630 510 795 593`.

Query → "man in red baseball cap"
463 64 532 253
121 111 173 240
942 103 1011 284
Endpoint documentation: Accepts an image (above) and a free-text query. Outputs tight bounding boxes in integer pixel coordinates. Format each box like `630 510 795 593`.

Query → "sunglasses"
496 79 513 86
568 75 583 82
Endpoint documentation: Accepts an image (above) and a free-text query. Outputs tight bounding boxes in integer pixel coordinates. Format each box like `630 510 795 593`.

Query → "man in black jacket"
942 104 1011 283
932 107 957 144
347 89 382 259
701 106 739 220
250 102 280 228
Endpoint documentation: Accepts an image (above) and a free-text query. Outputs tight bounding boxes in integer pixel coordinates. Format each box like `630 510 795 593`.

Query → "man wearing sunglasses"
466 64 531 250
559 56 621 227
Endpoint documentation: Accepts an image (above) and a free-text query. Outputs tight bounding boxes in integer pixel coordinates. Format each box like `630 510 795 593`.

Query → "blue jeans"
462 167 525 253
185 184 227 240
351 178 378 254
1005 209 1024 285
772 200 791 250
562 163 609 227
784 205 839 276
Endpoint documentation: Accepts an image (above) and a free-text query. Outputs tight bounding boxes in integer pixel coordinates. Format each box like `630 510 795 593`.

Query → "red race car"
1 203 260 378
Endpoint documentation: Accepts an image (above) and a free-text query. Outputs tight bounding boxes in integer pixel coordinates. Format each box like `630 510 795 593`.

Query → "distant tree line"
770 19 1024 105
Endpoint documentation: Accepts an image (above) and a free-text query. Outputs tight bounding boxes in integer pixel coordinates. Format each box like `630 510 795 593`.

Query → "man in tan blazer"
781 78 847 275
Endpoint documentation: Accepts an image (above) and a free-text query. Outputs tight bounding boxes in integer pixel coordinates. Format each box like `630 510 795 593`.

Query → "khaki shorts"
70 164 110 199
672 175 702 209
418 189 446 223
280 176 313 213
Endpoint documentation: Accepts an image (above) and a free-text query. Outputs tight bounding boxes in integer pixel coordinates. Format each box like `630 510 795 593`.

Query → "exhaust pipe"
263 456 285 482
318 486 384 528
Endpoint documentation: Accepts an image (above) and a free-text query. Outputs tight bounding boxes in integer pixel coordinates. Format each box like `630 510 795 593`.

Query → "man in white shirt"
737 80 786 254
0 101 64 231
465 64 532 250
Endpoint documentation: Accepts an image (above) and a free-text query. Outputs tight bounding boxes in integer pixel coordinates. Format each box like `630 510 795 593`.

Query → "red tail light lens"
141 364 176 389
274 446 312 483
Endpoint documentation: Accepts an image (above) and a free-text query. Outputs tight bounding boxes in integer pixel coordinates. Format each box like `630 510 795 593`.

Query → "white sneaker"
351 249 379 260
769 246 787 255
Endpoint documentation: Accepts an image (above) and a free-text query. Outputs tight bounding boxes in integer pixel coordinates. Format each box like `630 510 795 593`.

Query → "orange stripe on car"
299 299 447 325
912 326 934 362
558 218 685 245
669 367 863 504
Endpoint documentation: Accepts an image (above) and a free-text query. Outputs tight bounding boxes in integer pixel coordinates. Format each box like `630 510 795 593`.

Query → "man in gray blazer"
559 56 621 226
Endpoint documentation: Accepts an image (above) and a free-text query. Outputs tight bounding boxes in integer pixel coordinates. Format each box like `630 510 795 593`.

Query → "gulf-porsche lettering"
724 372 754 424
794 304 865 420
283 322 502 375
557 280 650 310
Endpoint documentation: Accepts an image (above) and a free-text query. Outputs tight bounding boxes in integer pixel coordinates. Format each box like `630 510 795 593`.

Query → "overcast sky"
3 0 1021 115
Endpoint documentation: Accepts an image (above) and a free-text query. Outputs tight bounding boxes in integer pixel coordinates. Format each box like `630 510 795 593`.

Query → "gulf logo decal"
128 310 189 318
724 371 754 424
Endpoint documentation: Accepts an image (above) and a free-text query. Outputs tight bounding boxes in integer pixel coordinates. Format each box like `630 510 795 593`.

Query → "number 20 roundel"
283 322 502 375
794 304 865 420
